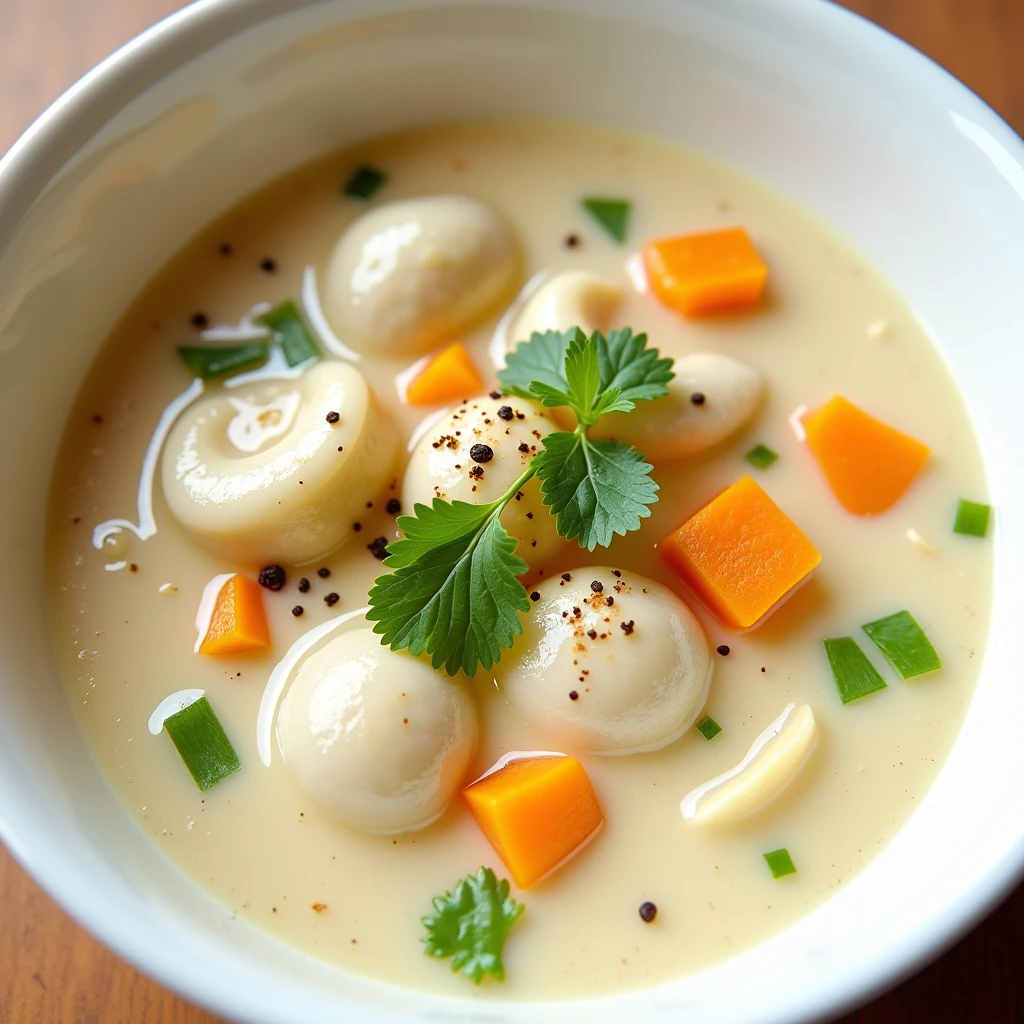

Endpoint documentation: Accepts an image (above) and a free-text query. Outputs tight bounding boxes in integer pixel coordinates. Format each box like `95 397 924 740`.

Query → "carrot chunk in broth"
199 575 271 655
405 343 484 406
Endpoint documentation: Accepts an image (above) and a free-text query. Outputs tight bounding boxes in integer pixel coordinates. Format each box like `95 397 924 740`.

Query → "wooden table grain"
1 1 1022 1021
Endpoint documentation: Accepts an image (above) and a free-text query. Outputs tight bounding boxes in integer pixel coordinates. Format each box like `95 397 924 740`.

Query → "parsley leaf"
366 493 530 676
581 197 631 243
422 867 524 984
596 328 674 406
534 432 659 549
498 328 576 400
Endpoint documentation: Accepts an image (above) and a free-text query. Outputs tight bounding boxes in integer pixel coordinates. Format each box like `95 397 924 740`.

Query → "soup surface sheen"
47 121 991 999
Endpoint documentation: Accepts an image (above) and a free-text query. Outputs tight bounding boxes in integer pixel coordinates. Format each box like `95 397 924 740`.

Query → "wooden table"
1 1 1022 1020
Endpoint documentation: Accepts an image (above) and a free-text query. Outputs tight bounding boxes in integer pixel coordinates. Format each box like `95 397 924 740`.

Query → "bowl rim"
2 1 1024 1022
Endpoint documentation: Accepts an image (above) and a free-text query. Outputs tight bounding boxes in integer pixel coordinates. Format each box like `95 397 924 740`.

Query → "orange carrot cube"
463 755 604 889
803 395 929 516
643 227 767 316
198 574 271 655
405 343 484 406
661 476 821 630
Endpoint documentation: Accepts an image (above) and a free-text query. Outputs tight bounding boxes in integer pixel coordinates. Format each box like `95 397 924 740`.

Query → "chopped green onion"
823 637 887 704
581 197 630 243
695 714 722 741
343 164 387 200
763 848 797 879
953 499 991 538
177 342 269 380
258 300 320 367
862 610 941 679
163 696 241 791
745 444 779 469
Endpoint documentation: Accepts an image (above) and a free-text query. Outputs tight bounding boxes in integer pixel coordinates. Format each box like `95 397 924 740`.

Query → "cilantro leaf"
498 328 576 400
422 867 524 984
597 328 674 406
366 498 530 676
533 431 659 549
582 197 631 243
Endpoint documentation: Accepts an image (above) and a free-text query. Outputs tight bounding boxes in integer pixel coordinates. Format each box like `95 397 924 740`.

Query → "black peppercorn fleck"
367 536 389 560
292 605 304 617
470 443 493 464
569 690 579 701
587 629 597 640
298 577 310 593
590 580 604 593
690 392 706 406
611 569 621 577
606 595 614 606
761 666 767 673
325 411 340 424
353 522 362 532
565 233 580 248
317 567 330 578
518 442 530 453
258 565 287 591
497 405 514 421
260 257 277 273
489 391 502 400
324 592 340 607
620 620 635 635
386 498 401 515
638 901 657 923
717 644 731 656
530 591 541 602
561 572 572 582
191 312 209 329
218 243 233 256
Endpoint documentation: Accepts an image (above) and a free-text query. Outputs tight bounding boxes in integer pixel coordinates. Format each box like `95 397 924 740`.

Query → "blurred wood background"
1 0 1022 1020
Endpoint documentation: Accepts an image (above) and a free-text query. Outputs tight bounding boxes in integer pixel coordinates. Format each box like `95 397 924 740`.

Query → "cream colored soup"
47 121 991 1000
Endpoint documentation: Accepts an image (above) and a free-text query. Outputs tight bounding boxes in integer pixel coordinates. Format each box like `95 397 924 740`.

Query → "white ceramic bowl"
2 1 1023 1021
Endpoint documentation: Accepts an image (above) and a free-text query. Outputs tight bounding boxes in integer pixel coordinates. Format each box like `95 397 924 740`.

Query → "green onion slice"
763 848 797 879
163 696 241 791
178 342 269 380
953 499 991 538
695 715 722 741
581 197 630 243
258 300 321 367
343 165 387 200
745 444 779 469
862 610 941 679
823 637 887 704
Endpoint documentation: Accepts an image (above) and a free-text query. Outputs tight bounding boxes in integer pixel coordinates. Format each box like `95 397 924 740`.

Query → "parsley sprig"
422 867 524 984
367 327 673 676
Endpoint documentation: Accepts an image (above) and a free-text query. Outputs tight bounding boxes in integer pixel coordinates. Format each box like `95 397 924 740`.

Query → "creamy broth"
47 121 991 999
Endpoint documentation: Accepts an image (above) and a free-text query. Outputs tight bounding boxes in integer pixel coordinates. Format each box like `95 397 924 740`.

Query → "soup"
47 120 992 999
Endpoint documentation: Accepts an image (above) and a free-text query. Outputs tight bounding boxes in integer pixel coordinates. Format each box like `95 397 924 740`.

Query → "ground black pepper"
298 578 310 593
292 606 304 617
260 257 277 273
717 644 731 656
497 406 513 421
561 572 572 582
620 620 635 635
587 629 597 640
569 690 579 701
489 391 502 400
565 233 580 248
324 593 340 607
470 443 493 464
638 901 657 923
611 569 621 577
518 442 530 453
606 595 614 606
325 411 340 424
317 567 331 578
367 536 389 560
530 591 541 602
258 565 287 591
191 312 209 329
690 392 706 406
353 522 362 532
218 243 233 256
386 498 401 515
590 580 604 593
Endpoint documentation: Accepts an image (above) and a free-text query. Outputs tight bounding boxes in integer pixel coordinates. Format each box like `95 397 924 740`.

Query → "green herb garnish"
163 696 241 791
695 715 722 741
422 867 524 984
953 499 991 538
581 197 630 243
823 637 887 704
763 848 797 879
862 610 941 679
367 327 672 676
746 444 779 469
177 342 269 380
258 300 320 367
343 164 387 200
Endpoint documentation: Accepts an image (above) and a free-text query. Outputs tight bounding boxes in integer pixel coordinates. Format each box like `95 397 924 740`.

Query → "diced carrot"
199 575 271 655
643 227 767 316
463 755 603 889
802 395 929 516
661 476 821 630
405 343 484 406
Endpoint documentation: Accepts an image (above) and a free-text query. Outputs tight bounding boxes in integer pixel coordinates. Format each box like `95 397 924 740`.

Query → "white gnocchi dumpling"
277 628 477 835
402 394 564 570
496 568 712 755
502 270 622 360
162 361 397 565
323 196 519 356
590 352 762 461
